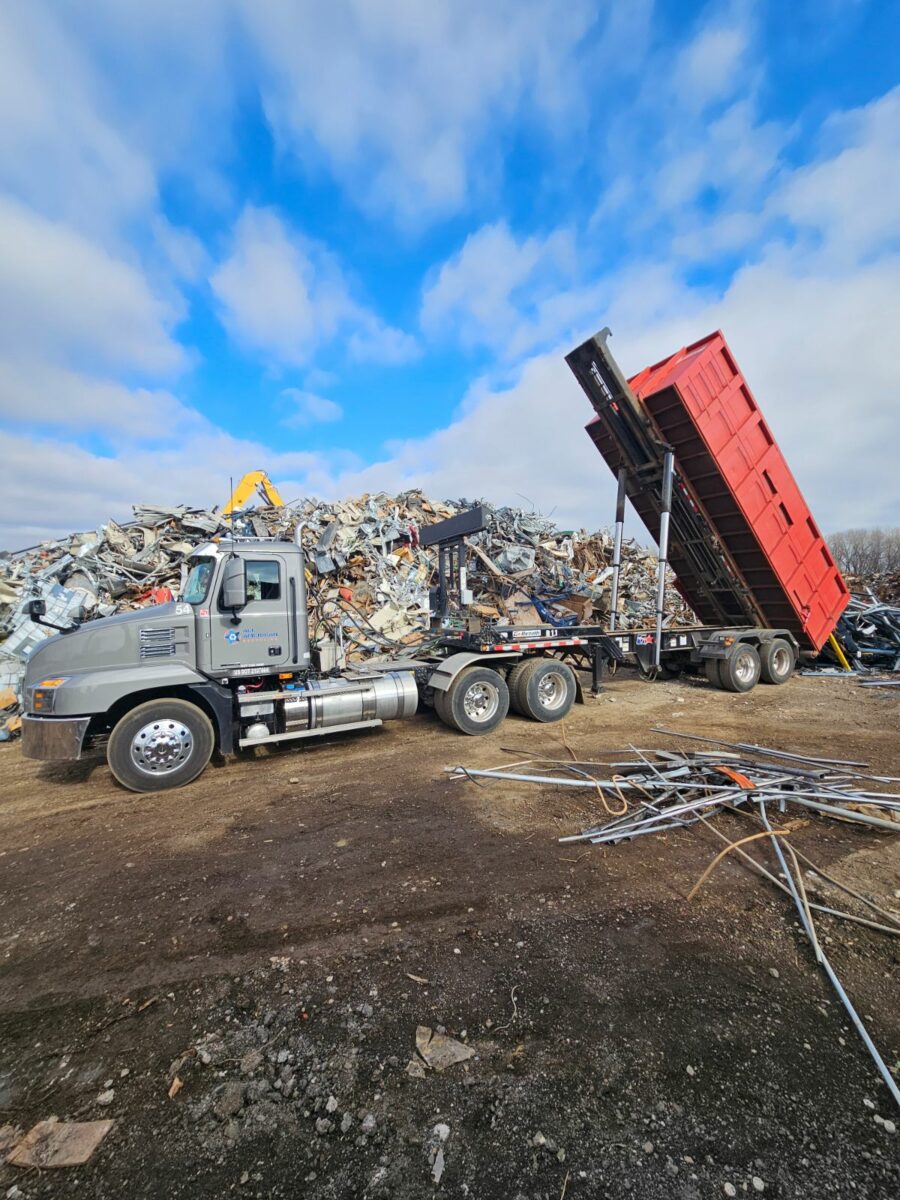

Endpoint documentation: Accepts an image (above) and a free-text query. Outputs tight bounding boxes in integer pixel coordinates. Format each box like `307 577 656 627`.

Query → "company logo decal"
224 628 279 644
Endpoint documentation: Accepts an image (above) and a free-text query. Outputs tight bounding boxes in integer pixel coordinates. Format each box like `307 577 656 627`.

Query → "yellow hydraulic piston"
827 631 853 673
223 470 285 515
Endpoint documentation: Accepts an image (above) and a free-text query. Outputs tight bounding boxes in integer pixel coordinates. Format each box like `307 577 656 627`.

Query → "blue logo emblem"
225 630 241 644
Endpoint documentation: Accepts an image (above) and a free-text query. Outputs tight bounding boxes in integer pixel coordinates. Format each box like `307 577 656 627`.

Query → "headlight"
32 677 68 713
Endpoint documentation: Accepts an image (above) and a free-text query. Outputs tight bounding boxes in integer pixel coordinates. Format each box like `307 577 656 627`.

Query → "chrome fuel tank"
282 671 418 732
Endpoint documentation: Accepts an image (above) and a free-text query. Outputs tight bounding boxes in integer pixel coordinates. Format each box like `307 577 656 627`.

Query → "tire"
433 687 450 723
760 638 795 685
441 666 510 736
510 658 576 723
718 644 761 694
107 698 215 792
506 659 533 716
704 659 725 688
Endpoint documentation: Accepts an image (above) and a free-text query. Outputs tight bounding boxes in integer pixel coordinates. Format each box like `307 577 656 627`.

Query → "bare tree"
828 528 900 576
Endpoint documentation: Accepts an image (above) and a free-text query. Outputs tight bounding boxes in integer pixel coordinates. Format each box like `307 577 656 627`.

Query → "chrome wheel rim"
463 681 499 722
734 651 757 685
772 647 791 676
131 719 193 775
537 670 567 710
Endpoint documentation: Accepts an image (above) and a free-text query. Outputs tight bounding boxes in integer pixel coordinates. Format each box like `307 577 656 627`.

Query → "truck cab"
20 533 412 792
183 539 311 678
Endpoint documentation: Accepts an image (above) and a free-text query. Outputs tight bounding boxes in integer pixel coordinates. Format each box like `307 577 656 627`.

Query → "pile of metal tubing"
447 727 900 1109
447 731 900 845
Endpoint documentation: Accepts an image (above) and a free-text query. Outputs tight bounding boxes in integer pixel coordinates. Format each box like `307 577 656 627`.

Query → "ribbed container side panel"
627 331 849 651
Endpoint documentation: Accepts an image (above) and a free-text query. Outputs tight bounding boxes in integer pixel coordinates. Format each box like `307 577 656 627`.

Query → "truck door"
211 554 293 675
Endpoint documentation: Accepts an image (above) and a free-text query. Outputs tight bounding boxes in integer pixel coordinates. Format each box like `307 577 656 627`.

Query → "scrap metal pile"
834 584 900 675
0 491 695 724
448 729 900 1107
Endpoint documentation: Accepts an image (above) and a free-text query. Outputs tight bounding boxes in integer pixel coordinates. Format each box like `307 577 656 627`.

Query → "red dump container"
626 331 849 651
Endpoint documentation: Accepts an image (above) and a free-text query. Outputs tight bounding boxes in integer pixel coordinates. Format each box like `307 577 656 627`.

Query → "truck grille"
139 627 177 659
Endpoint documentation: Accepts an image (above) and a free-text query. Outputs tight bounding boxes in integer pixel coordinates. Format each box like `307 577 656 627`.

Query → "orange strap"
713 765 757 789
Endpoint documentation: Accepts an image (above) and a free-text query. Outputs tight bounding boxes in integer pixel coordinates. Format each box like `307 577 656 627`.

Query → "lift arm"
223 471 285 515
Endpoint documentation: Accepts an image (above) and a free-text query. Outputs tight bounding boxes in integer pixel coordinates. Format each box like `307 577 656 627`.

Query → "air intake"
139 627 176 659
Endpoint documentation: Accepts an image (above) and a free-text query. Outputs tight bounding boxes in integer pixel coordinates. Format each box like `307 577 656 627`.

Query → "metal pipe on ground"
757 801 900 1110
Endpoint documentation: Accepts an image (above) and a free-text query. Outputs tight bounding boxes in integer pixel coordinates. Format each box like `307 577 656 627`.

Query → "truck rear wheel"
760 638 795 685
439 667 509 736
718 644 761 693
509 658 576 722
433 688 450 723
704 659 725 688
107 698 214 792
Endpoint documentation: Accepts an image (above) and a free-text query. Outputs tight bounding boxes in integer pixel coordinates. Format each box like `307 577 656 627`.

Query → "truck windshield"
183 557 215 604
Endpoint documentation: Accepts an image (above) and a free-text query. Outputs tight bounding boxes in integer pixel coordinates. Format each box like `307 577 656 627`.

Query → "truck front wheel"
107 698 214 792
439 667 509 735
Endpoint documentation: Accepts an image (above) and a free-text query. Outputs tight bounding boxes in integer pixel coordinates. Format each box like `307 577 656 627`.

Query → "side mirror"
221 556 247 611
24 595 80 633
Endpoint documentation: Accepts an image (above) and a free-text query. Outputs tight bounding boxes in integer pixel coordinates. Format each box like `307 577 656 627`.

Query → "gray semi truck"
20 520 629 792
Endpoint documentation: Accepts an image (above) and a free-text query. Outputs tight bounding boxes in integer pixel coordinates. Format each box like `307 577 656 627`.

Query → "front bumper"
21 715 91 762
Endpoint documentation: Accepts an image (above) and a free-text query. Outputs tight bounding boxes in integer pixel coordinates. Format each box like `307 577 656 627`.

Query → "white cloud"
655 99 783 216
0 195 189 453
673 22 748 110
210 208 322 365
235 0 596 219
0 4 156 239
211 206 416 368
775 86 900 262
281 389 343 427
330 351 611 526
0 424 360 549
346 319 419 367
0 197 185 374
0 360 200 440
421 222 576 355
150 216 211 284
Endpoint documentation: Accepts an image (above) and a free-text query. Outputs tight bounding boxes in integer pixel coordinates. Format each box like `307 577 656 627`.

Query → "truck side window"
246 560 280 602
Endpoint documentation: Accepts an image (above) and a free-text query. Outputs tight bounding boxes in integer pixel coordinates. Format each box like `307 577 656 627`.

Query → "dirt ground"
1 670 898 1199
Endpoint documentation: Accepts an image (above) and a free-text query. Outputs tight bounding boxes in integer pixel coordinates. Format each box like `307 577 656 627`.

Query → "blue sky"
1 0 898 547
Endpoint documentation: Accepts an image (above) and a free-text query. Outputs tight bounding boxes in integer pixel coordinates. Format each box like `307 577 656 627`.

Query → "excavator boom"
223 470 285 515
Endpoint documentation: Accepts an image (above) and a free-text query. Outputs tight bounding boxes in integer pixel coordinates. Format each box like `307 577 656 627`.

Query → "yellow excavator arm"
223 470 285 515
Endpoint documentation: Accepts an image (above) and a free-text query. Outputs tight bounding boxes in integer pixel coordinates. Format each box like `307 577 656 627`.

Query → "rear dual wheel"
435 658 578 735
436 667 510 735
508 658 577 723
705 639 795 693
760 638 795 685
706 644 761 693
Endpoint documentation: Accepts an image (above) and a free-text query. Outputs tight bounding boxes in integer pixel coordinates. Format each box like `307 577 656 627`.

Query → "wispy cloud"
281 388 343 427
237 0 597 220
421 221 577 356
210 205 417 369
